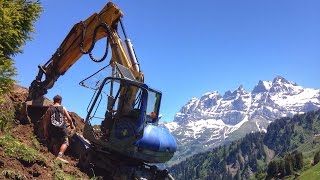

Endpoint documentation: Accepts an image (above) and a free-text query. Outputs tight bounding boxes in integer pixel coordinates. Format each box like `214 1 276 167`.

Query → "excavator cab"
82 76 176 163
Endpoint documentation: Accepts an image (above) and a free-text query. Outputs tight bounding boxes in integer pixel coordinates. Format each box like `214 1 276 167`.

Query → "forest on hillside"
169 110 320 180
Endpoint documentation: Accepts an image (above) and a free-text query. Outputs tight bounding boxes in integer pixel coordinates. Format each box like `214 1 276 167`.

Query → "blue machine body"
84 77 177 163
136 125 176 153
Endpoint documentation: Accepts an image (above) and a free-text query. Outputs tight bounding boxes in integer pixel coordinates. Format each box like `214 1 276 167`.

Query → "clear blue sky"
15 0 320 122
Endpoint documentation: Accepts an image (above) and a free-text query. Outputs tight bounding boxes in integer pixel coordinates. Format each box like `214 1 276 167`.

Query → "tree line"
169 109 320 179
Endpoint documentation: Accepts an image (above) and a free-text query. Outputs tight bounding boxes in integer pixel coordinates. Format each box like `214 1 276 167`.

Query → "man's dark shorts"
49 126 69 146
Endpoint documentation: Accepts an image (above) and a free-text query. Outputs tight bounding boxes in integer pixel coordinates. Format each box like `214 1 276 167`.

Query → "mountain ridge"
165 76 320 165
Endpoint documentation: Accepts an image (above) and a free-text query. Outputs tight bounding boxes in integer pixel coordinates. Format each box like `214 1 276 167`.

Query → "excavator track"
78 144 174 179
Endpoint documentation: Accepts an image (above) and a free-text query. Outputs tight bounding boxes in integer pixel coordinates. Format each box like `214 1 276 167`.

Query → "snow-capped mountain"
165 76 320 164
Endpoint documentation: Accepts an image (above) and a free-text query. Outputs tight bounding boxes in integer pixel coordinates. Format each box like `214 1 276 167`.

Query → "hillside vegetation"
299 161 320 180
169 109 320 180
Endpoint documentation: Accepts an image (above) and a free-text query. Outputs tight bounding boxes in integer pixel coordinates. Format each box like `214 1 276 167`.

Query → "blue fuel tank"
134 124 177 163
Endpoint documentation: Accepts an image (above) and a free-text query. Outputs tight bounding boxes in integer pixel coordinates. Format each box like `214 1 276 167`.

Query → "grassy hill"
299 162 320 180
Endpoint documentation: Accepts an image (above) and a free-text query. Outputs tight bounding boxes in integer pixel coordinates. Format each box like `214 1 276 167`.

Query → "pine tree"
294 152 303 170
285 154 294 175
314 151 320 165
0 0 42 98
267 161 278 178
278 159 286 178
0 0 42 130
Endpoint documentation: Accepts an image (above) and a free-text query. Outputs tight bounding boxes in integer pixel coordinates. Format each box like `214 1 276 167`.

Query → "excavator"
24 2 176 179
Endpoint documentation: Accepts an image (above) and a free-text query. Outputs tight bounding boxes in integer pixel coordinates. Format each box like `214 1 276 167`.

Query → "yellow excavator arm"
28 2 143 100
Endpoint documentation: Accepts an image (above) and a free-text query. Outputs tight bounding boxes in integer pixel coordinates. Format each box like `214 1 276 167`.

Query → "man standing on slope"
43 95 75 163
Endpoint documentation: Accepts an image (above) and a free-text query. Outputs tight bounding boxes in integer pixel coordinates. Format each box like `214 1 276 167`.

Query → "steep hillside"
0 85 89 179
169 109 320 180
0 124 89 179
165 76 320 164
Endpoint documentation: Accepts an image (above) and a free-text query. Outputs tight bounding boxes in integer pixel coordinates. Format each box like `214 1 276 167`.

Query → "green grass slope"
300 162 320 180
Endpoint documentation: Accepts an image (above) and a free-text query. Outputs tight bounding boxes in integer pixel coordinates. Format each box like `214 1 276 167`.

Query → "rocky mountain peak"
272 75 290 84
252 80 272 94
235 85 247 95
222 85 247 100
270 76 297 93
223 90 232 99
199 91 222 110
165 76 320 164
173 97 199 124
179 97 199 114
200 91 221 101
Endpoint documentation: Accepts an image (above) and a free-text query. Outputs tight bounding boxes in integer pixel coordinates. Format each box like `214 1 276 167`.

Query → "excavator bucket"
24 97 52 123
21 96 53 138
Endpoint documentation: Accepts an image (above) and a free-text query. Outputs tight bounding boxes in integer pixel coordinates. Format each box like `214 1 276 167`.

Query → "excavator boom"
28 2 142 101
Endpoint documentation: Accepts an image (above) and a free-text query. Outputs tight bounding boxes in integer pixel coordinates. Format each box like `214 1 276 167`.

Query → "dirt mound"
7 85 28 122
0 85 89 179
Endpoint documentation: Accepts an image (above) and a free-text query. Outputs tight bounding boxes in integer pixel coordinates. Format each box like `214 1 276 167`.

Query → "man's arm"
63 107 75 129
